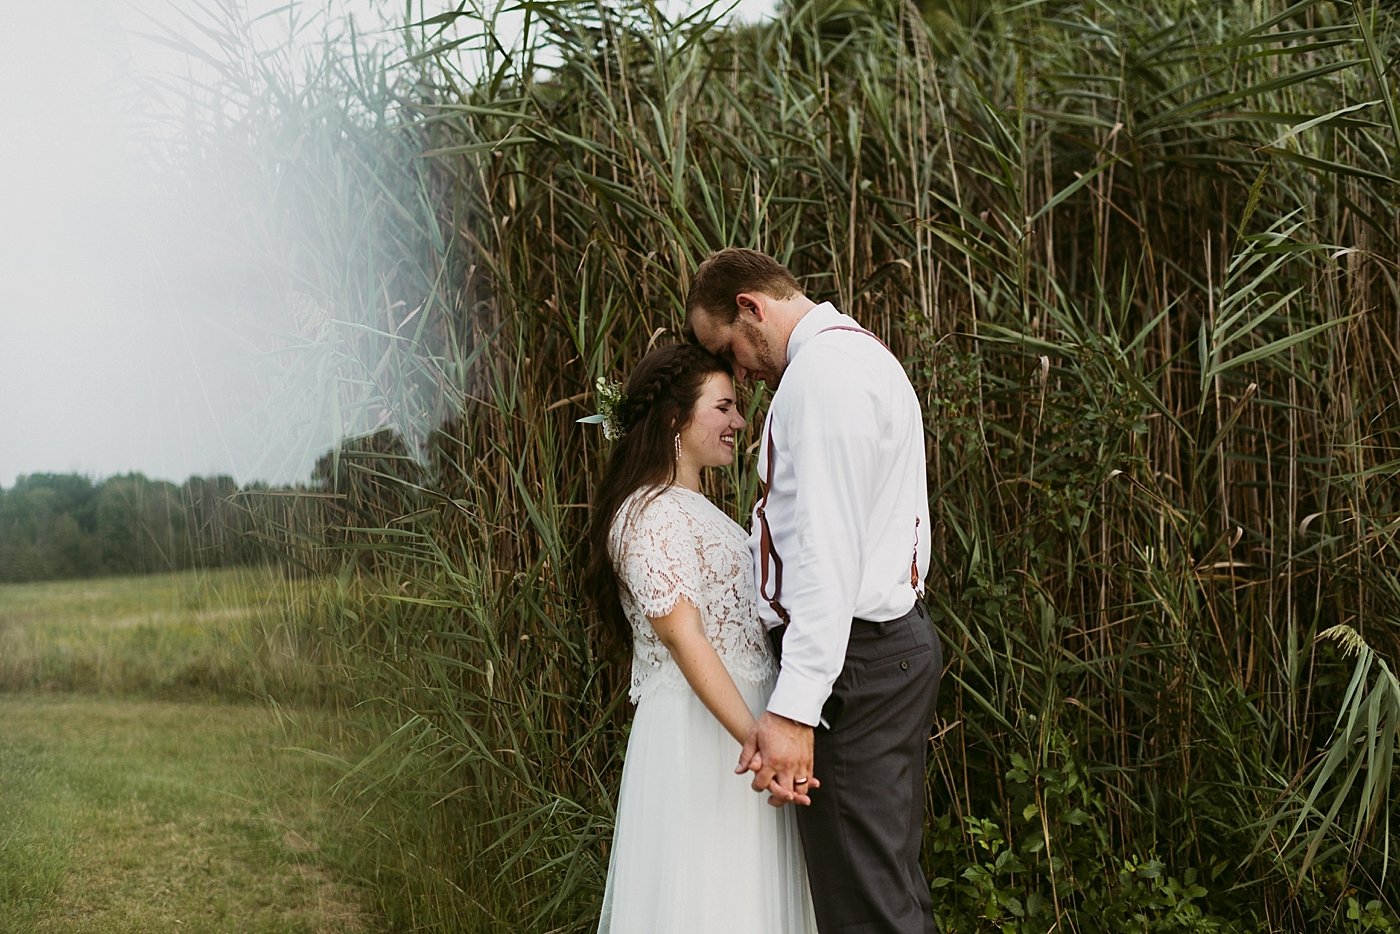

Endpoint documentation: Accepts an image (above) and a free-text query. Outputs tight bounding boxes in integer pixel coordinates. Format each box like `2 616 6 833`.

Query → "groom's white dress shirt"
750 302 931 728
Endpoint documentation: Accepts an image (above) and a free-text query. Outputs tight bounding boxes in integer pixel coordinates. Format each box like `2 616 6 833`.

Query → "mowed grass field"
0 571 376 933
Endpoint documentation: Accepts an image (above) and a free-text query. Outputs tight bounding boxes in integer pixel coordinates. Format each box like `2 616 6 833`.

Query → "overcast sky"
0 0 771 491
0 0 386 490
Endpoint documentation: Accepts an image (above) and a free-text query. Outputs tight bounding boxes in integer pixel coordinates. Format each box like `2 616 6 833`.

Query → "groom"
685 248 942 934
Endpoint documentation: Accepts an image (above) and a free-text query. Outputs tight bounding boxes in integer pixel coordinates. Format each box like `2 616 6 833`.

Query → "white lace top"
609 484 777 703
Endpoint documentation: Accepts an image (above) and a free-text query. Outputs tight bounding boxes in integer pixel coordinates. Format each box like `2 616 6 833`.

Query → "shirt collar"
785 301 846 365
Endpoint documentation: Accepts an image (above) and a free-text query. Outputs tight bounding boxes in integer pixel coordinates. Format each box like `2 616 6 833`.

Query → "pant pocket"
862 642 933 677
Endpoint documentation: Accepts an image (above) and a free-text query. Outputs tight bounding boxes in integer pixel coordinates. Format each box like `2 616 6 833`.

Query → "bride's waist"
632 666 775 708
635 651 774 678
629 653 775 702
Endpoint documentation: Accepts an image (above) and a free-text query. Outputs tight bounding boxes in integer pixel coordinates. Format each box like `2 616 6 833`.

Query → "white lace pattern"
609 485 777 703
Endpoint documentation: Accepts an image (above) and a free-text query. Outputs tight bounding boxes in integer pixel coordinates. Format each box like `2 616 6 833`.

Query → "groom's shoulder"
794 327 908 387
798 323 880 365
781 354 910 429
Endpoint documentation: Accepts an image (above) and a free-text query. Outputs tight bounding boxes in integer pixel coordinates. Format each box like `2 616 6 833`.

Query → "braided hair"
583 343 733 656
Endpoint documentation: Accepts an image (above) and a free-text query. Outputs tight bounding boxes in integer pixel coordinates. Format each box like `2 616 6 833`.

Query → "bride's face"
679 372 746 469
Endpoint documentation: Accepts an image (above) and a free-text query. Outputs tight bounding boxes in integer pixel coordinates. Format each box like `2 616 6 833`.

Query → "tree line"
0 436 424 584
0 472 270 583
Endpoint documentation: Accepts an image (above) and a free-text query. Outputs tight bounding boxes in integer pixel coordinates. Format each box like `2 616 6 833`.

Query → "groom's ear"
734 292 766 322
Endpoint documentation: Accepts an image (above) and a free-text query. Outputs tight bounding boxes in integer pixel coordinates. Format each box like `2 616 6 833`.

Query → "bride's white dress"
598 484 818 934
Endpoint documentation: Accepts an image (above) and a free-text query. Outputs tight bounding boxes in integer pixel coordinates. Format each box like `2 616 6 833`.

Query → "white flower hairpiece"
577 376 628 440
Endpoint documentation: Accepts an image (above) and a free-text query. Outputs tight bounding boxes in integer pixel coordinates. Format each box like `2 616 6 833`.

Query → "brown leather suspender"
756 423 789 623
756 324 920 625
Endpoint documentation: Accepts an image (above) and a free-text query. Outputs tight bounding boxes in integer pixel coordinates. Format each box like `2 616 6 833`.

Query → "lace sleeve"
612 490 703 619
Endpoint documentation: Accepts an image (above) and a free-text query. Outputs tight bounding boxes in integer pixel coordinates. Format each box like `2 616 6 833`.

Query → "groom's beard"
737 318 787 391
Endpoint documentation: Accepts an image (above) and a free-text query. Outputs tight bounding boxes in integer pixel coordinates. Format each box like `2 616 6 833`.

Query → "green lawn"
0 572 375 933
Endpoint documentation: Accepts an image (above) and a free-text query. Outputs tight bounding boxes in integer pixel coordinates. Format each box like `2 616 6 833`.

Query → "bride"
583 343 817 934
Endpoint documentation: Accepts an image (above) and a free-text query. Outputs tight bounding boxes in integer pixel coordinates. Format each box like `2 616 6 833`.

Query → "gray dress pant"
773 601 942 934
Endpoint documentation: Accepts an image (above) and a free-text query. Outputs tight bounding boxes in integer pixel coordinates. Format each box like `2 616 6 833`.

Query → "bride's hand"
737 728 789 807
736 732 788 807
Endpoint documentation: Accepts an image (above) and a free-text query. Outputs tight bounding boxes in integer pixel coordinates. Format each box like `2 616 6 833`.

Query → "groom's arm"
765 347 881 726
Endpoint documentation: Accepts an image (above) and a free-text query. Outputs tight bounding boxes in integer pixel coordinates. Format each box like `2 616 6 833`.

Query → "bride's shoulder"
608 486 698 563
612 484 688 531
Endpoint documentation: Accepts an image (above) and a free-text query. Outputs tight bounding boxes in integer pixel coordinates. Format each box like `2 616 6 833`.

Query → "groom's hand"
735 711 817 806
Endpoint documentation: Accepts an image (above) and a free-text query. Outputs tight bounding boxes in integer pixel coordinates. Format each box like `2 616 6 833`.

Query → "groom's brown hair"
684 248 801 340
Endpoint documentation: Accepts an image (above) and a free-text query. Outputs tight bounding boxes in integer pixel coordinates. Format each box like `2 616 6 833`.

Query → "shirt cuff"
766 667 831 727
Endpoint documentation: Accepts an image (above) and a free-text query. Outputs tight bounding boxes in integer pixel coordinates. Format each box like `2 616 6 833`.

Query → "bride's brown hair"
583 343 733 656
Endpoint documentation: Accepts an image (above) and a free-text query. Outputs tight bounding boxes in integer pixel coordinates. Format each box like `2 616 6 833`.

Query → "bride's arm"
649 597 756 745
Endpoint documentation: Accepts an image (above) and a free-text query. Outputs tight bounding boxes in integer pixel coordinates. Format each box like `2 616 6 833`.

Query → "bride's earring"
674 433 682 462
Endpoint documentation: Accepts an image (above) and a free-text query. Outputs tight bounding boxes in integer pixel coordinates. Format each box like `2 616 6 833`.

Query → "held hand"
741 711 817 806
739 751 812 806
735 722 761 776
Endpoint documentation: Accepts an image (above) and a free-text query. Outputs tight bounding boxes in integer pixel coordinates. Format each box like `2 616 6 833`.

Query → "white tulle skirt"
598 676 818 934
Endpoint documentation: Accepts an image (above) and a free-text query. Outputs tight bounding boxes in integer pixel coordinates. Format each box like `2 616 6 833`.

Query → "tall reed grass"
160 0 1400 929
